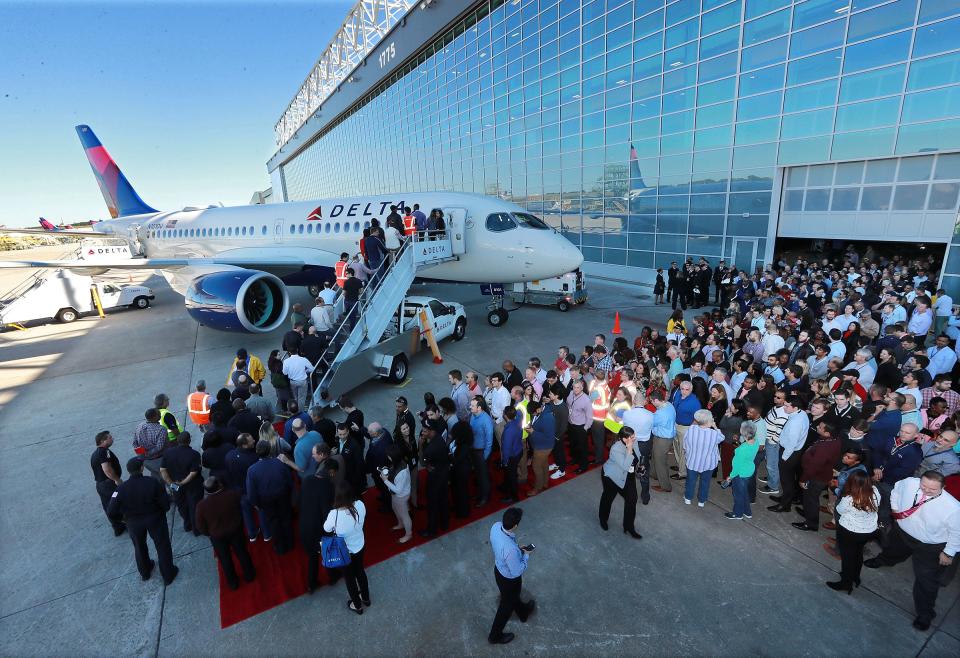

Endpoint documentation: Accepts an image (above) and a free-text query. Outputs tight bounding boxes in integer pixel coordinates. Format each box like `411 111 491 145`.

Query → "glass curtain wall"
280 0 960 275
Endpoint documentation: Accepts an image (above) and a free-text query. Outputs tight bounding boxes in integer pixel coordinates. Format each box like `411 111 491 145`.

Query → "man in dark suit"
159 432 203 535
282 322 304 355
300 444 338 593
712 260 728 304
246 439 294 554
336 422 366 499
108 458 179 585
420 424 450 537
195 476 256 590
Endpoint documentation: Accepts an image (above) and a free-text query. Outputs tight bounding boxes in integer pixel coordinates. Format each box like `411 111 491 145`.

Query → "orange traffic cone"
611 312 622 335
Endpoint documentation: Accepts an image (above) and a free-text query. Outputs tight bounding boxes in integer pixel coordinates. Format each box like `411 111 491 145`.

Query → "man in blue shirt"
670 380 701 480
499 406 523 502
469 397 494 506
488 507 535 645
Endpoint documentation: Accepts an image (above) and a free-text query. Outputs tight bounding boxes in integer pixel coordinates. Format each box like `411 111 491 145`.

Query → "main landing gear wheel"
487 308 508 326
307 284 321 298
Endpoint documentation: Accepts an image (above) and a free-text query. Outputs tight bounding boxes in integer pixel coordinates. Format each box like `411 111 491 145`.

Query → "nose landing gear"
486 292 509 326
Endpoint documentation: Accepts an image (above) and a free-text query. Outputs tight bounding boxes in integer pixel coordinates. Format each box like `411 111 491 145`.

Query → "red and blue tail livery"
75 125 158 218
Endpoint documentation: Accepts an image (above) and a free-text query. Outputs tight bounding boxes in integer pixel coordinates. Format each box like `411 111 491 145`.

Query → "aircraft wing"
0 256 313 278
0 227 100 237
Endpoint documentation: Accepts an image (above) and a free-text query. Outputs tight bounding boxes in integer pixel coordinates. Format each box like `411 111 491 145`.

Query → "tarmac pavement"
0 267 957 657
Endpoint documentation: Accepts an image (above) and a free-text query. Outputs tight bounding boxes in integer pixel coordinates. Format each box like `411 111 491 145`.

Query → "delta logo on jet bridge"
304 200 406 221
80 240 133 261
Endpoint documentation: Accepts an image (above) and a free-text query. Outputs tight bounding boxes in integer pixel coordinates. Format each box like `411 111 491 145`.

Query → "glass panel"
848 0 919 43
839 64 906 103
902 85 960 123
787 49 841 86
784 189 805 210
866 158 898 182
790 20 846 59
936 153 960 179
907 51 960 91
778 136 832 163
780 107 834 138
844 31 912 73
736 91 782 120
794 0 851 30
898 155 935 181
739 64 785 96
861 185 893 209
746 0 791 20
699 52 738 82
700 29 740 60
919 0 960 22
783 79 837 112
892 184 929 209
913 16 960 58
696 124 734 148
741 37 789 72
744 9 791 45
835 97 901 131
804 188 830 210
786 167 807 187
807 163 834 186
929 182 960 209
831 187 861 210
699 77 737 104
896 118 960 153
666 16 700 48
697 101 736 127
832 127 896 159
702 0 742 35
667 0 700 26
835 161 865 185
735 117 781 145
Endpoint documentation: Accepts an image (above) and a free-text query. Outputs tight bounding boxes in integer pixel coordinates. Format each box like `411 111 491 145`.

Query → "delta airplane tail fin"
38 217 57 231
629 143 646 189
75 125 158 218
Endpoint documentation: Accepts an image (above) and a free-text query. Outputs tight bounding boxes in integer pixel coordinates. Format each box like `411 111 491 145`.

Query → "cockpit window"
512 212 550 229
485 213 517 232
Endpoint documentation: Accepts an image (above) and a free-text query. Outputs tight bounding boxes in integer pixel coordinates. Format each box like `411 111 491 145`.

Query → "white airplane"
0 125 583 333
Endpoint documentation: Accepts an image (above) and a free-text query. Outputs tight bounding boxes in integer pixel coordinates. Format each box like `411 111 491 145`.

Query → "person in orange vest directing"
589 370 611 463
334 252 350 288
402 211 417 238
187 380 211 432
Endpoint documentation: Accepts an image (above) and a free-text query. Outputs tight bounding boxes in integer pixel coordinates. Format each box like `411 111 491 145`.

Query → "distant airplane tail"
629 144 646 189
38 217 57 231
75 125 158 218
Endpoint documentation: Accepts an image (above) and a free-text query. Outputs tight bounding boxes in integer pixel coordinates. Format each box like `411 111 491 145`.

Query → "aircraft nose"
558 236 583 273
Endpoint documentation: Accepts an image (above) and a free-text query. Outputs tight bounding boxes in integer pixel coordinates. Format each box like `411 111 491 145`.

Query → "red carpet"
217 456 598 628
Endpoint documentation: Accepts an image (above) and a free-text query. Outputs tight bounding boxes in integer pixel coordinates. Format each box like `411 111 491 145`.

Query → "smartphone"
520 544 536 552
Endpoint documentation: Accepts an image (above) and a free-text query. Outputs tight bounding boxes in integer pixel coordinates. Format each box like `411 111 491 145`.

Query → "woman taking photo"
396 419 420 509
323 480 370 614
380 446 413 543
826 470 879 594
598 427 642 539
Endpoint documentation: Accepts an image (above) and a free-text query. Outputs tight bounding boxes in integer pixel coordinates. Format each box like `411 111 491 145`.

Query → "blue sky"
0 0 354 226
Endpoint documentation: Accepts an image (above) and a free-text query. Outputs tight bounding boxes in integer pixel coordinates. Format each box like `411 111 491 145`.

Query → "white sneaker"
548 464 559 472
697 502 705 508
550 470 566 480
684 499 691 505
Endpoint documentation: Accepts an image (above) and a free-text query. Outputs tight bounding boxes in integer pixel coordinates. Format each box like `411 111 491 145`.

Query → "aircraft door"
127 224 143 256
445 207 467 255
274 219 284 243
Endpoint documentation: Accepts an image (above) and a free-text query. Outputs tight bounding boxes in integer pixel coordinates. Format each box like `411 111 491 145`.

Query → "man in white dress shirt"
865 472 960 631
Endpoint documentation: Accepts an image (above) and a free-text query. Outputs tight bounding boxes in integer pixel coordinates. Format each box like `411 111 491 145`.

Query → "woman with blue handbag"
323 480 370 614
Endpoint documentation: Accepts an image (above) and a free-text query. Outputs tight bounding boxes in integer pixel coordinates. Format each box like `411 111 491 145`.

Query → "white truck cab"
399 295 468 341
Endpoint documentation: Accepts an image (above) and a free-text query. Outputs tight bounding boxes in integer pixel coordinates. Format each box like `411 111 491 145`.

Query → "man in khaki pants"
670 381 701 480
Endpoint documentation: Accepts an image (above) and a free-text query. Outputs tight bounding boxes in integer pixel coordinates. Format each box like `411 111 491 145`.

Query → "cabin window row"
147 220 370 239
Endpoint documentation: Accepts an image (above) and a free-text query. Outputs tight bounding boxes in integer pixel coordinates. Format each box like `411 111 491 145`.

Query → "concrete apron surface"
0 270 957 657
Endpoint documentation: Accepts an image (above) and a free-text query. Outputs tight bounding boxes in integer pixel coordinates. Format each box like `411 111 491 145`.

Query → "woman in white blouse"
827 470 880 594
323 481 369 614
380 446 413 543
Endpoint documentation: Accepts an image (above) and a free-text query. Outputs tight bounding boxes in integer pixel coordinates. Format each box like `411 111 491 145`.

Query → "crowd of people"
90 245 959 640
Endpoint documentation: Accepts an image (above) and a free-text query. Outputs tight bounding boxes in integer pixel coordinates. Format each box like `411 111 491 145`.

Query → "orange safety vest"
590 380 610 421
334 261 348 287
187 392 210 425
402 215 416 236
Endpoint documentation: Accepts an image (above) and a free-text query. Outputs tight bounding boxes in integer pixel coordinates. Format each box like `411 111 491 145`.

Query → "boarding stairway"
310 234 457 406
0 244 83 312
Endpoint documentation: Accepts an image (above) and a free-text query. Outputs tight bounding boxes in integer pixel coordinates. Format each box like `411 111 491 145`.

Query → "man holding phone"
488 507 536 645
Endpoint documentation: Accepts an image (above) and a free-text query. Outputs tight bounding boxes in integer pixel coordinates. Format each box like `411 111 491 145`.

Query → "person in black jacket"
336 423 366 499
108 458 179 585
301 444 338 593
195 476 256 591
366 423 393 512
420 424 450 537
666 262 679 304
450 420 474 518
713 261 727 304
672 267 688 310
160 432 203 535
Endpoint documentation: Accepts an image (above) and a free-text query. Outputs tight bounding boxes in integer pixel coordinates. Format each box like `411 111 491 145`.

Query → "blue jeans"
732 476 751 517
684 469 712 504
240 492 259 539
765 442 781 491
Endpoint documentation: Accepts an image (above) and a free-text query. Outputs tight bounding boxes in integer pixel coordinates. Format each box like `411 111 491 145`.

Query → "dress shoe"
769 495 783 504
912 617 931 631
488 632 515 645
113 526 127 537
142 560 156 581
163 566 179 586
348 601 364 615
825 580 852 594
624 528 643 539
791 522 817 531
669 474 686 480
864 557 885 569
670 465 679 471
361 596 372 607
521 600 536 621
600 520 609 531
767 504 788 513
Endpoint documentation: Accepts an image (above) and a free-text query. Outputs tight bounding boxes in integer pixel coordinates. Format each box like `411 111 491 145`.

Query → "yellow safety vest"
516 400 529 439
158 408 183 441
604 400 631 433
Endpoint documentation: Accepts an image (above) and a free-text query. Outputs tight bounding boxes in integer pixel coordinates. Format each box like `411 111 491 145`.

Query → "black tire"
56 308 78 323
388 353 408 384
131 296 150 309
453 317 467 340
497 308 509 325
307 284 321 297
487 310 503 327
558 300 570 312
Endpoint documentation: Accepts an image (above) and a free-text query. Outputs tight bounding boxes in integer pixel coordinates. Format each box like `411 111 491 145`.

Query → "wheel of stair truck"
56 308 78 323
387 353 409 384
557 300 570 312
453 317 467 341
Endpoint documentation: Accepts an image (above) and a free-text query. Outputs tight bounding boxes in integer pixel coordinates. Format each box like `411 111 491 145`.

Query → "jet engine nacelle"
185 270 288 333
